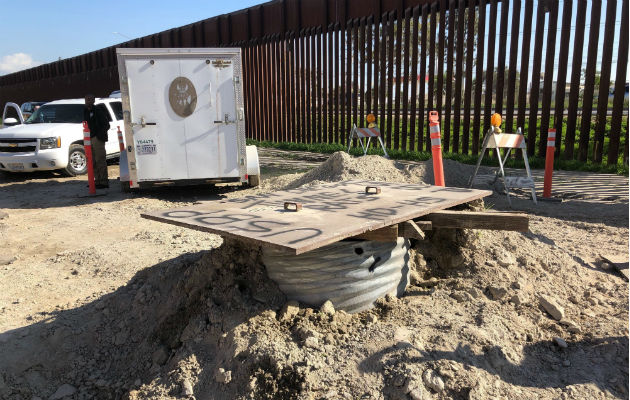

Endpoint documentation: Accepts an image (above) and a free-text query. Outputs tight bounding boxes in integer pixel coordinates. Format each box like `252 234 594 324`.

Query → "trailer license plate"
7 163 24 170
137 144 157 155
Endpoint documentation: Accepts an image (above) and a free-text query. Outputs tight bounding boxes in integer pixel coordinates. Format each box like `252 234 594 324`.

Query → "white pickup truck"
0 98 125 176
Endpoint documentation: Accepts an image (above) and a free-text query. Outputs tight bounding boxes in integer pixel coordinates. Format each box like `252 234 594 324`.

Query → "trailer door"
123 53 240 182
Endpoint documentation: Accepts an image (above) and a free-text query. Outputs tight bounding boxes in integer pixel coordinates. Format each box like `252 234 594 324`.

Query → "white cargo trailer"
116 48 259 190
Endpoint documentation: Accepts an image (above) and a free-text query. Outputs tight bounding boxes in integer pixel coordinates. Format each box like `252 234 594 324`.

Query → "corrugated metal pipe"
262 238 410 313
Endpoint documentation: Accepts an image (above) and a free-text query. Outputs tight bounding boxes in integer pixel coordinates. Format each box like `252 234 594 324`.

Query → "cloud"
0 53 42 75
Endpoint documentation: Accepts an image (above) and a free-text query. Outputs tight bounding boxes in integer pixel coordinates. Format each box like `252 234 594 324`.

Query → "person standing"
83 94 110 188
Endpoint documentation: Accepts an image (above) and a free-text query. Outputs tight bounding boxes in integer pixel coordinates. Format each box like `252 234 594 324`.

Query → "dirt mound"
286 152 411 188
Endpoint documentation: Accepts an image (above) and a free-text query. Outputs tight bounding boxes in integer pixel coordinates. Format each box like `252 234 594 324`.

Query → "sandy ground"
0 152 628 400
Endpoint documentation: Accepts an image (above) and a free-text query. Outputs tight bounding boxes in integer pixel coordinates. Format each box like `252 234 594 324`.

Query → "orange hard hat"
366 113 376 123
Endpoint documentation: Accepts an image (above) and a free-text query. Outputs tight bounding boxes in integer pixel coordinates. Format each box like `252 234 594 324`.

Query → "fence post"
82 121 95 195
429 111 445 186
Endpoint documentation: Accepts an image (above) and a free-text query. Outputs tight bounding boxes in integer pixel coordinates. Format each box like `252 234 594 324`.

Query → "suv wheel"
64 144 87 176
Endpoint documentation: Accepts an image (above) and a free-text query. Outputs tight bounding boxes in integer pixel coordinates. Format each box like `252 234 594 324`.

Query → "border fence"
0 0 627 165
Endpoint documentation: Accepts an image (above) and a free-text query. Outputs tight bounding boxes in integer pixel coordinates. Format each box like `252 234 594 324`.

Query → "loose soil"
0 152 627 400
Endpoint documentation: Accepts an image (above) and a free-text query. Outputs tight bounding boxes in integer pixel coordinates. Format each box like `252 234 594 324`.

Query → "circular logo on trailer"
168 77 197 118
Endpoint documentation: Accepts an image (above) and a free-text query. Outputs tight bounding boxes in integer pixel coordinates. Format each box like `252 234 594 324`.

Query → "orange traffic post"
117 125 125 152
429 111 445 186
543 129 556 198
83 121 96 195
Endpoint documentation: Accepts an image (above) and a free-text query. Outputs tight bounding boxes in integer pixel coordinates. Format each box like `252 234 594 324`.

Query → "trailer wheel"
63 144 87 177
120 181 134 193
248 175 260 187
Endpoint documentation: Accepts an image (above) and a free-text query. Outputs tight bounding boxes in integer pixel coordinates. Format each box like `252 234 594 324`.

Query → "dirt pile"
286 152 412 188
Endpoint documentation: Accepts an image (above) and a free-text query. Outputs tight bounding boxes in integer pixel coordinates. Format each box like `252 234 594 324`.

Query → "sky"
0 0 262 75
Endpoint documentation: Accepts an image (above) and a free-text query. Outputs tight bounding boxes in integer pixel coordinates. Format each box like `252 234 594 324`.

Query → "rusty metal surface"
142 180 491 255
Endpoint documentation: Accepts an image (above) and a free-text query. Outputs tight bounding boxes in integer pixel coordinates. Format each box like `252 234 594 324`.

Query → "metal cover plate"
142 180 491 255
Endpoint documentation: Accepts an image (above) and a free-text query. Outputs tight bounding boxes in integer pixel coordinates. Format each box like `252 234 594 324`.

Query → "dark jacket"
84 105 110 141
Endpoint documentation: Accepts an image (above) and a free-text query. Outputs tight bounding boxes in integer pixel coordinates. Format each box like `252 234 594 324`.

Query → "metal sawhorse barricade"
347 124 389 158
469 126 537 205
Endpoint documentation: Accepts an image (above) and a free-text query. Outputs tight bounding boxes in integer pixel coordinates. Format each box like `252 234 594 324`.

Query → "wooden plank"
578 0 602 162
143 181 492 255
553 0 573 157
608 0 629 165
472 0 486 155
593 0 617 163
419 210 529 232
443 0 456 152
398 220 426 240
601 254 629 281
452 0 465 153
538 0 559 156
564 0 587 160
409 6 420 152
462 1 475 154
354 224 398 241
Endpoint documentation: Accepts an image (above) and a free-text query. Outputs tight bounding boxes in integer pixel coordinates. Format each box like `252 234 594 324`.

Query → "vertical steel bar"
418 4 430 151
386 12 395 149
436 0 446 131
564 0 587 159
379 13 387 135
352 20 359 132
472 0 487 155
393 6 403 151
402 8 412 151
495 0 509 116
427 3 437 152
345 21 356 144
553 0 572 156
325 24 335 143
517 0 534 133
462 1 474 154
483 0 497 135
443 0 456 152
317 26 322 143
366 16 374 119
452 0 465 153
359 18 366 128
527 2 546 156
539 0 559 156
409 6 420 152
334 23 341 143
578 0 602 161
340 22 347 145
505 0 521 133
608 0 629 165
593 0 617 163
305 30 312 143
